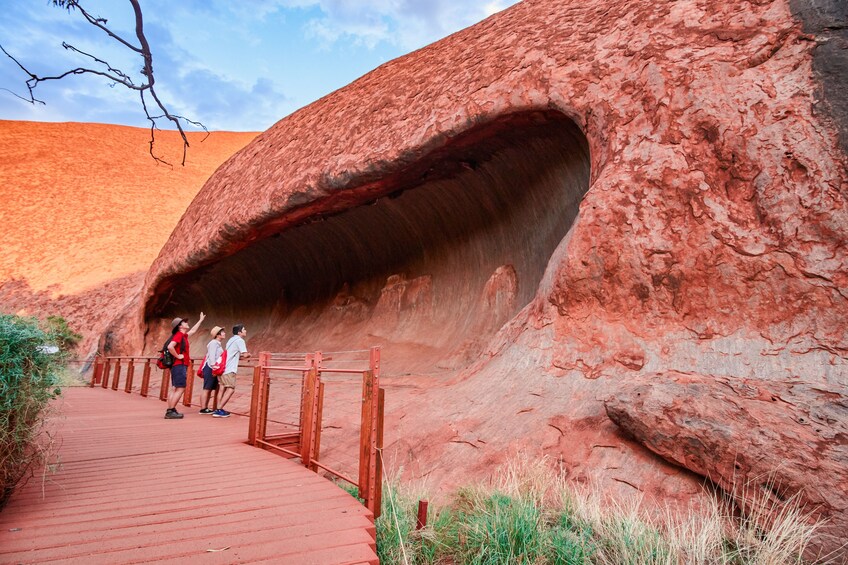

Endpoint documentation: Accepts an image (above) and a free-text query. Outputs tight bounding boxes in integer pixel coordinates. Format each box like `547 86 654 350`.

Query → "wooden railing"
249 347 385 518
89 355 248 408
86 347 386 517
90 356 162 398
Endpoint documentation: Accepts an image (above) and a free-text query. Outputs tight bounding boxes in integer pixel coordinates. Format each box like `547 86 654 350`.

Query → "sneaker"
199 408 214 415
212 409 230 418
165 409 184 419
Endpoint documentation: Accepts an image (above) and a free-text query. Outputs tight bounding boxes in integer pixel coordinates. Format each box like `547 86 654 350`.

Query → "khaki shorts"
219 372 237 389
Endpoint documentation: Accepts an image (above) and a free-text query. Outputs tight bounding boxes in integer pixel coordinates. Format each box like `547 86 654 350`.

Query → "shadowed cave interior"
149 112 590 373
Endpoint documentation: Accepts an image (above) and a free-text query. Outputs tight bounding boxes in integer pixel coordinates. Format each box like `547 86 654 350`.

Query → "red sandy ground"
0 120 255 350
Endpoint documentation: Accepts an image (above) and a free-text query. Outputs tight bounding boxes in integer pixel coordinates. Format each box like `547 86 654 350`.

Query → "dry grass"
374 455 827 564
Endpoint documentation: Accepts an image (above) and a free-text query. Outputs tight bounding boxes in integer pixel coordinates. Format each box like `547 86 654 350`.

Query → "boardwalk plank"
1 499 373 551
0 387 377 564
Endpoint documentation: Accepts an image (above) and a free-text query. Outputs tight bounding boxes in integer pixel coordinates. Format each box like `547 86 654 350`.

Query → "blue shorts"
202 364 219 391
171 364 187 388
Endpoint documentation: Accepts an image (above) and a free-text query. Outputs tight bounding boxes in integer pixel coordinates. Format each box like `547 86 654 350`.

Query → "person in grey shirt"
218 324 250 416
200 326 226 416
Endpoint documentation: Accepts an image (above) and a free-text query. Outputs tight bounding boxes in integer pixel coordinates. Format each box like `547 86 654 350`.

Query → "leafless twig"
0 0 207 166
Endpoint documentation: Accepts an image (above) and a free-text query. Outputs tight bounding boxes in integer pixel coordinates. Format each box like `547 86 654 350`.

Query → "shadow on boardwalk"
0 387 378 564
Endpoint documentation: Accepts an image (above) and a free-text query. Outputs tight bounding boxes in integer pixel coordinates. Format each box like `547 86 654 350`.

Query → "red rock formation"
114 0 847 557
0 121 256 353
606 372 848 559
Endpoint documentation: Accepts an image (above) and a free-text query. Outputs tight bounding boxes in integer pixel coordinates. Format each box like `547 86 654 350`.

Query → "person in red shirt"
165 312 206 419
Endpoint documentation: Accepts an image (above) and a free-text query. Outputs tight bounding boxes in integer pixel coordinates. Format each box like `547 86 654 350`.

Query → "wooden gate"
248 347 385 518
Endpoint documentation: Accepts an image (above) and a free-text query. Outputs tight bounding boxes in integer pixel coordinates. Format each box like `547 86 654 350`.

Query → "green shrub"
0 314 63 508
547 511 596 564
376 482 454 564
377 484 415 564
43 315 82 357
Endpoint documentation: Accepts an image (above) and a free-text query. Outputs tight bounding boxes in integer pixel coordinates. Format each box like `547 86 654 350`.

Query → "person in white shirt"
219 324 250 415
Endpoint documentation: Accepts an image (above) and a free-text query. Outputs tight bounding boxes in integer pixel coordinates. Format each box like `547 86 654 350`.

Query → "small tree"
0 315 63 508
44 315 82 358
1 0 206 165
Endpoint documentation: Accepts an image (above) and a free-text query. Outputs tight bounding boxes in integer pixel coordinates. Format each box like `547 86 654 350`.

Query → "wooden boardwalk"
0 387 378 564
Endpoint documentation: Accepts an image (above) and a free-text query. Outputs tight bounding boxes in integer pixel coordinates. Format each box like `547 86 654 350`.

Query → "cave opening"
150 111 590 373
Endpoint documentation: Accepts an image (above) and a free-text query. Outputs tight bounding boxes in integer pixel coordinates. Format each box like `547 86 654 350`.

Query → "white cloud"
156 68 289 131
0 1 522 130
303 11 392 49
277 0 521 50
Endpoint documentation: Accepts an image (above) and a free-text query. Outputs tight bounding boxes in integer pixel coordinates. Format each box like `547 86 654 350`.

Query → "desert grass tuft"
373 454 828 564
720 477 819 565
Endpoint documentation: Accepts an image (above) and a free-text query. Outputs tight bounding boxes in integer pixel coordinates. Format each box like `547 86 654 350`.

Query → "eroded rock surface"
606 372 848 559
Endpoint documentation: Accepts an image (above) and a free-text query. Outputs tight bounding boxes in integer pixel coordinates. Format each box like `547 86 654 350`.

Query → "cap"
211 326 224 337
171 318 183 331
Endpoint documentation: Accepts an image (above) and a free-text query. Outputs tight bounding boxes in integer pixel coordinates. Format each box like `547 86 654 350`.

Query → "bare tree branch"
61 42 136 86
1 0 206 166
64 0 143 54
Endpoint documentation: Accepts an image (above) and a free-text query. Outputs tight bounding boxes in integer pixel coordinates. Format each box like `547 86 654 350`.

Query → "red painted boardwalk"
0 387 378 564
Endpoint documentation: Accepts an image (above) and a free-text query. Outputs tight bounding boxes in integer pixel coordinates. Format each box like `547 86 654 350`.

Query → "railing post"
300 366 317 467
307 351 323 470
248 364 262 445
124 359 135 393
255 351 271 441
299 352 322 469
373 387 385 519
140 359 151 397
111 358 121 391
101 358 112 389
359 369 375 504
159 368 170 401
90 356 102 387
416 500 428 530
299 353 313 435
183 361 194 407
364 347 381 516
311 381 325 472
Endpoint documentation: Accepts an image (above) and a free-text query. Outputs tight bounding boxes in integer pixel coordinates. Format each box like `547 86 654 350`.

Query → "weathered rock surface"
108 0 847 555
606 372 848 559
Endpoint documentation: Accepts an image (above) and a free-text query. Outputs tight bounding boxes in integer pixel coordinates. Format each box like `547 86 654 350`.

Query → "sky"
0 0 520 132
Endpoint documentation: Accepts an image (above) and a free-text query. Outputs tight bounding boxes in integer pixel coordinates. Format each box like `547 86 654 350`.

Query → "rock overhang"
143 110 592 364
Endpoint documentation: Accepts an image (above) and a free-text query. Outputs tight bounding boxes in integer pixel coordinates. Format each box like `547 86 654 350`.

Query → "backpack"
196 349 228 378
156 334 185 370
212 350 228 376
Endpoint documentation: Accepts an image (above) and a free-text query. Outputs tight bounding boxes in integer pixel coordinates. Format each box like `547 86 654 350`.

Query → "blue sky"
0 0 519 132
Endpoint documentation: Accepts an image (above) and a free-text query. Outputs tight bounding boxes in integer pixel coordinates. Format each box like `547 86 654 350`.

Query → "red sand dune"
0 120 256 350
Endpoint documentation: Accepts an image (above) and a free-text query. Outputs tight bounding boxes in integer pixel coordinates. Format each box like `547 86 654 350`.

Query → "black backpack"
156 334 185 369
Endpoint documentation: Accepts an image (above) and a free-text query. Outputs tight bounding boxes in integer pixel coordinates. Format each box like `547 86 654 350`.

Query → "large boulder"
606 372 848 559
